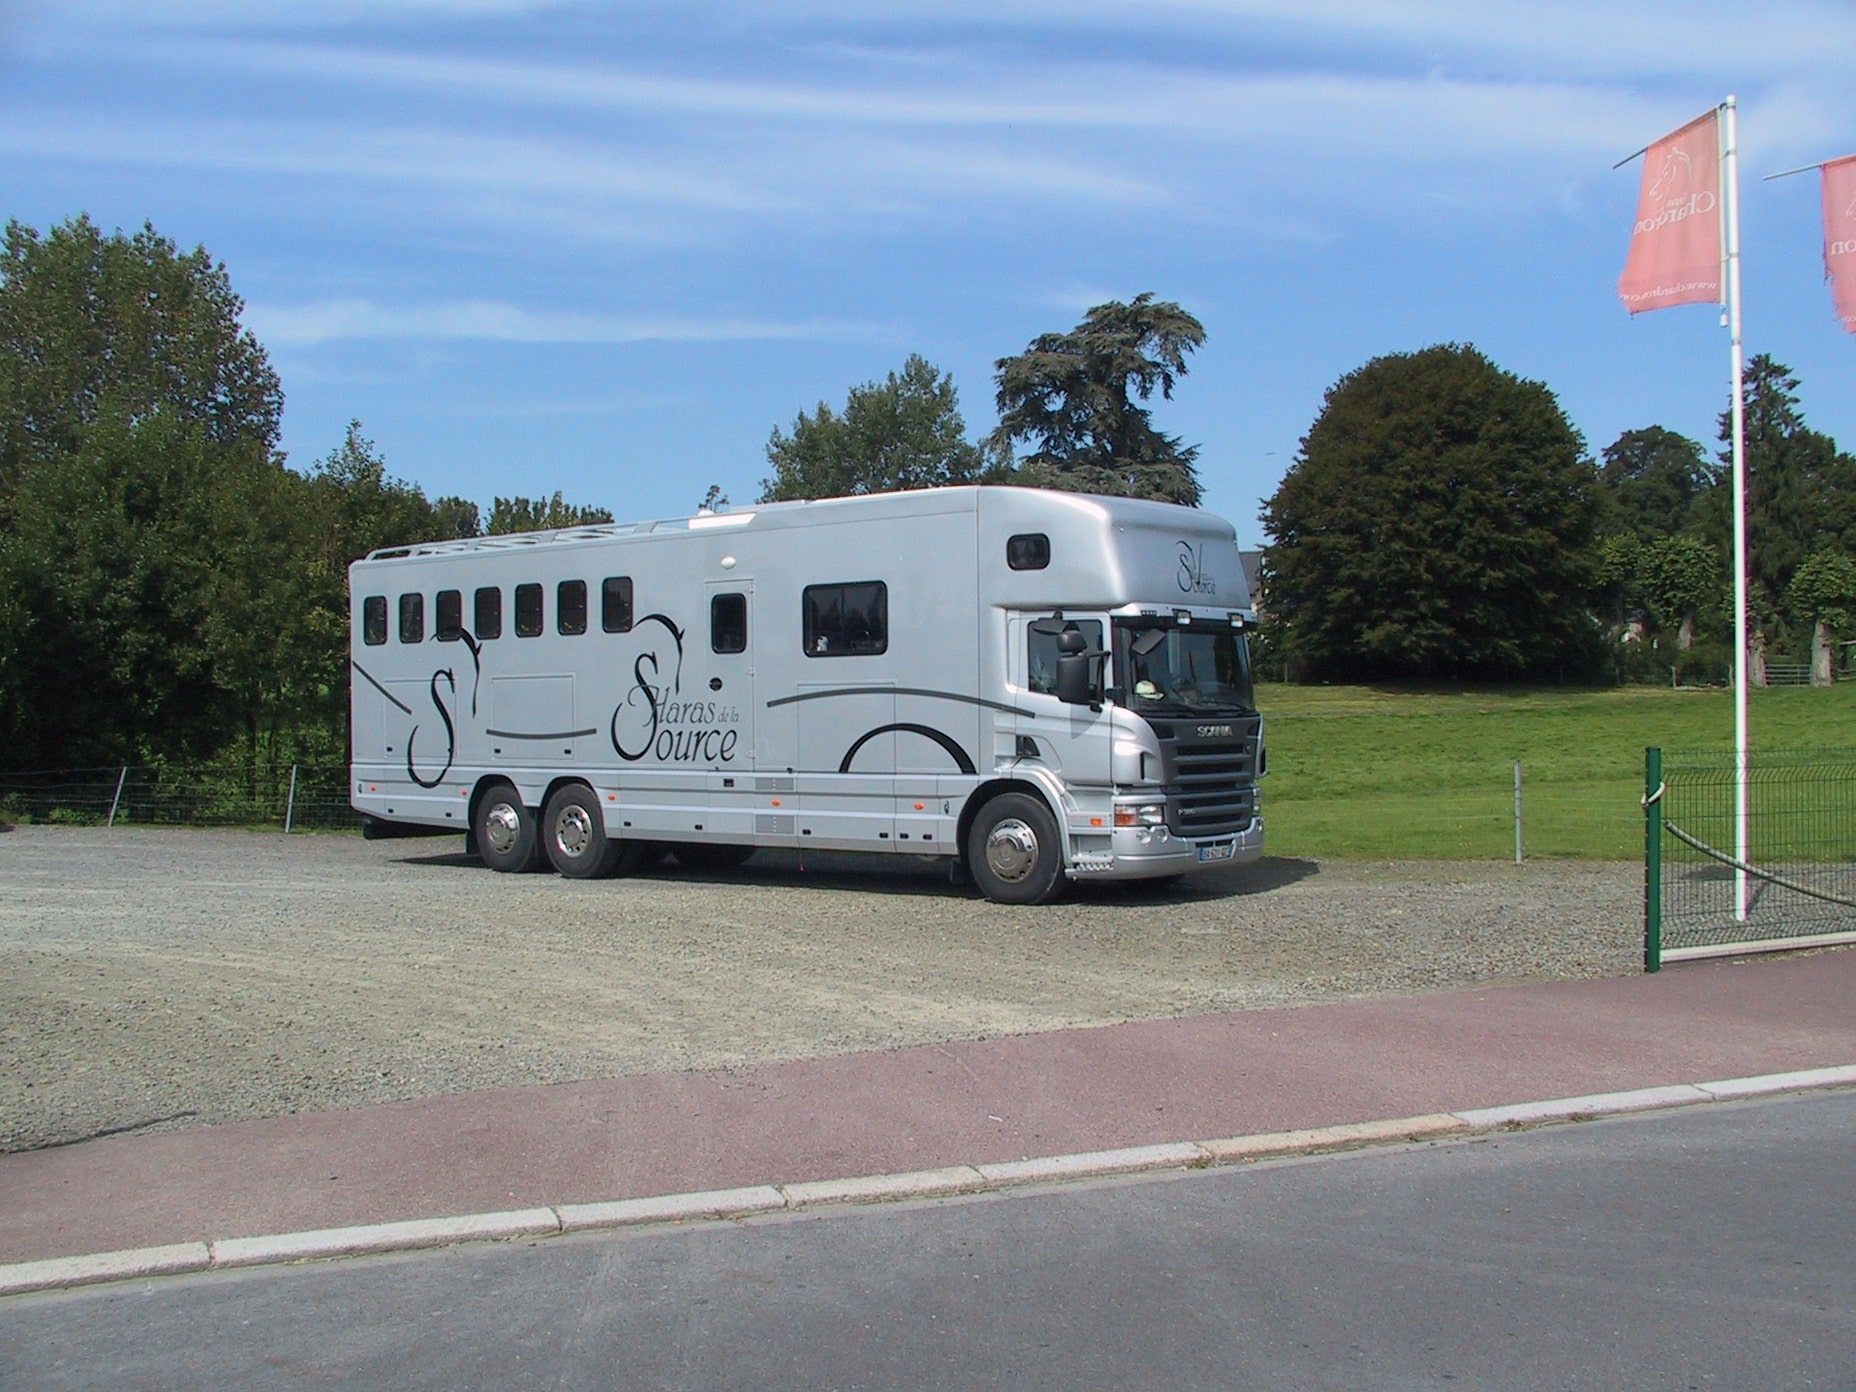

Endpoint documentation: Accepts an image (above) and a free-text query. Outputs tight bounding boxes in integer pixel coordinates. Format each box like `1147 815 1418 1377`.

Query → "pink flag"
1618 111 1722 313
1823 155 1856 333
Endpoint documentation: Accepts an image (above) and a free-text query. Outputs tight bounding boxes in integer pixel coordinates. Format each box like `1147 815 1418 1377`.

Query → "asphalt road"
6 1089 1851 1390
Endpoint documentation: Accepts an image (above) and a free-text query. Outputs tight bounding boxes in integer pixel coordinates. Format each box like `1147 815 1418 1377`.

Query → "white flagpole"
1722 94 1749 921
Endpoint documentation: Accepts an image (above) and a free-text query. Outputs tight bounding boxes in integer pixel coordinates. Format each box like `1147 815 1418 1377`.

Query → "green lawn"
1255 681 1856 860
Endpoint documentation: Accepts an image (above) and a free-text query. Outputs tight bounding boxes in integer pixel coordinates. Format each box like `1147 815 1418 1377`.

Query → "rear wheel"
966 791 1067 905
474 782 539 873
670 843 756 871
542 784 640 879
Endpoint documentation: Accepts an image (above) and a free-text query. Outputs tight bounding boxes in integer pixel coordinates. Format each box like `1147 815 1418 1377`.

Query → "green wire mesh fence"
0 764 363 832
1644 746 1856 970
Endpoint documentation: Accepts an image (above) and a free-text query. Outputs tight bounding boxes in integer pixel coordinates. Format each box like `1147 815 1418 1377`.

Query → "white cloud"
246 297 884 346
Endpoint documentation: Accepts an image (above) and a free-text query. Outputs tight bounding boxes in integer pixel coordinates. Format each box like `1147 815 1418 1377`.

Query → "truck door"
703 580 755 773
1015 614 1111 791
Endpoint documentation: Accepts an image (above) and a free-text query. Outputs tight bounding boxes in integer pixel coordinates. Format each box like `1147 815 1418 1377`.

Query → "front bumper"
1066 815 1264 881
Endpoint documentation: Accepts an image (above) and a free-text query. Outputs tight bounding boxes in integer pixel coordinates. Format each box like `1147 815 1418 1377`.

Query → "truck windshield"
1115 621 1255 716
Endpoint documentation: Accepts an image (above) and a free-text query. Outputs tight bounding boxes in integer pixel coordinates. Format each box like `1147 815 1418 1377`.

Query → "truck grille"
1152 715 1261 838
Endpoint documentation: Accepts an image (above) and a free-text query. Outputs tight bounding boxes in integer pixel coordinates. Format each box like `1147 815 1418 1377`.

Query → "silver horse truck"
349 485 1264 903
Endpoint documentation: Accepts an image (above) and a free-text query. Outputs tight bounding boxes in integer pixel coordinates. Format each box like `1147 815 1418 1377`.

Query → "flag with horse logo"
1824 154 1856 332
1619 112 1723 313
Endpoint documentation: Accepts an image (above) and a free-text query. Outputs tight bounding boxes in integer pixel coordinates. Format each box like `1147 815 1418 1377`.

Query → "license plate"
1197 840 1235 863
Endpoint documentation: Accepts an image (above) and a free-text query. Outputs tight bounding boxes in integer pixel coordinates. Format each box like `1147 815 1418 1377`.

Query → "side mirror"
1056 651 1102 707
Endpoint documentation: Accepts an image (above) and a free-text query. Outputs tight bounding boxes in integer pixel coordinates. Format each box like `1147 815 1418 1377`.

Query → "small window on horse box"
1007 533 1050 570
362 595 388 646
515 583 543 638
803 582 888 657
436 589 463 641
474 587 502 640
601 576 634 633
711 593 747 653
557 579 587 636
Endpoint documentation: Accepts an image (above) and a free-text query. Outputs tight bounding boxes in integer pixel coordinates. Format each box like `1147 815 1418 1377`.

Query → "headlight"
1114 803 1166 828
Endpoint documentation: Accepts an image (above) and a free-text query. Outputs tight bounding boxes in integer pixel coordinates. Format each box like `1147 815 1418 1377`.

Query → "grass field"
1256 681 1856 861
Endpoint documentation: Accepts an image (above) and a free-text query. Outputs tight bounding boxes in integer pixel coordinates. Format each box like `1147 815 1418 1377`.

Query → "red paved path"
4 950 1853 1264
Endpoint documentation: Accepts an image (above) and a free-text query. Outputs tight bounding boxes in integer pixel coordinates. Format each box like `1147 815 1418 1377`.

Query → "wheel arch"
956 776 1066 871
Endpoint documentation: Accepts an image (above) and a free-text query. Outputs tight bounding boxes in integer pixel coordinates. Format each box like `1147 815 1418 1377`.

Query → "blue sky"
4 0 1853 546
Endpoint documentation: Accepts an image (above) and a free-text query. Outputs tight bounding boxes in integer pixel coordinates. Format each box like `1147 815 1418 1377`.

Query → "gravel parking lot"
0 826 1641 1153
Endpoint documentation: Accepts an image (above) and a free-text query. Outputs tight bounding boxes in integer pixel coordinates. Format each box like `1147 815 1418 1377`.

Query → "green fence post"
1644 746 1663 973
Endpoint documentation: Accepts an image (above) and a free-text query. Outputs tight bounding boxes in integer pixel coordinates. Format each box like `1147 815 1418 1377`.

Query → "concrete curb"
4 1064 1852 1298
558 1185 787 1234
209 1209 562 1270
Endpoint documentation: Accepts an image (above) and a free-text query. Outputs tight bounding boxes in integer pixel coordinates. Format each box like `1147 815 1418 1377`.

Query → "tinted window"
515 583 543 638
601 576 634 633
803 582 888 657
1007 533 1050 570
711 593 747 654
362 595 387 646
436 589 463 641
558 580 587 636
1028 618 1102 695
399 593 424 644
474 587 502 641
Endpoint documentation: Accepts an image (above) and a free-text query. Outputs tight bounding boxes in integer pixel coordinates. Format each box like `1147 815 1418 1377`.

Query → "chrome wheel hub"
983 818 1039 883
553 805 594 859
482 802 522 856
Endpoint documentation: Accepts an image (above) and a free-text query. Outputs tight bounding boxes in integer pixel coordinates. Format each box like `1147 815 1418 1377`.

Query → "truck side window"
474 586 502 641
711 593 747 653
1007 534 1050 570
601 576 634 633
803 581 887 657
436 589 462 641
1028 618 1101 695
558 580 587 636
399 593 424 644
362 595 387 646
515 583 543 638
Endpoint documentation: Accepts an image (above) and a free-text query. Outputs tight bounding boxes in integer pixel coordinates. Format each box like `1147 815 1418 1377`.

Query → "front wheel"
474 782 540 873
966 791 1068 905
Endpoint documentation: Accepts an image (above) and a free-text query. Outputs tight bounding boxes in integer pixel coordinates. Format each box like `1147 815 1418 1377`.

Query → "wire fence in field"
1644 747 1856 969
0 764 362 832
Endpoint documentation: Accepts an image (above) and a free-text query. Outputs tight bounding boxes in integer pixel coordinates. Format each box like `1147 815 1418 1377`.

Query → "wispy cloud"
138 37 1677 153
246 298 886 346
0 115 785 214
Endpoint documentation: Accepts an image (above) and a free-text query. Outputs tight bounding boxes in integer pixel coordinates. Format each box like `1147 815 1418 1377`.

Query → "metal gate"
1644 746 1856 970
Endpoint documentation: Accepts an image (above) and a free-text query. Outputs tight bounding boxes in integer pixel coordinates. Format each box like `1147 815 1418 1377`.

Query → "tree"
992 294 1205 505
1597 427 1715 542
759 354 1002 502
287 423 483 759
0 217 296 769
0 216 282 497
1260 344 1601 681
1707 356 1856 628
1787 550 1856 684
486 492 614 534
1638 534 1720 649
1593 530 1655 639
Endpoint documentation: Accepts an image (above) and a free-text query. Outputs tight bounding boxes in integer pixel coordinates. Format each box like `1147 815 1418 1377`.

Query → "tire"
474 782 540 873
966 791 1068 905
670 843 756 872
541 784 636 879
